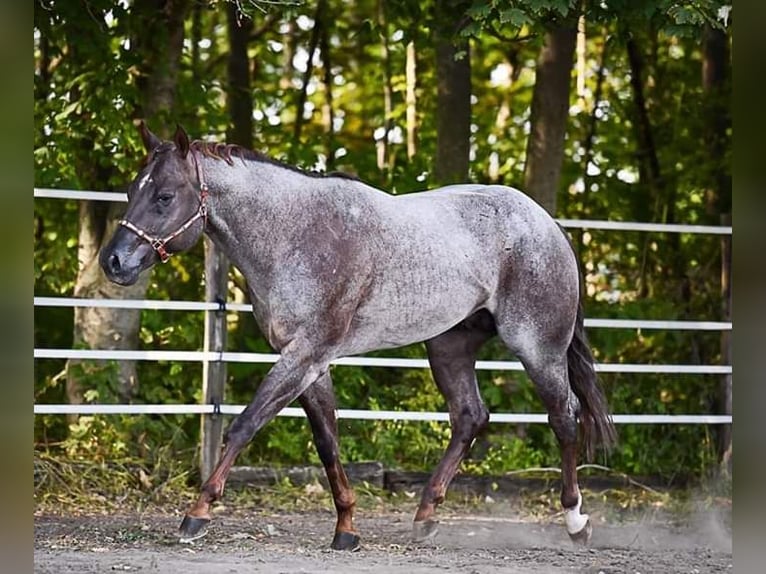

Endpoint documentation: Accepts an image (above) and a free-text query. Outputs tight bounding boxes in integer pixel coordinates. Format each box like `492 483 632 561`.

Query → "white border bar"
31 404 732 424
33 348 732 374
34 297 732 331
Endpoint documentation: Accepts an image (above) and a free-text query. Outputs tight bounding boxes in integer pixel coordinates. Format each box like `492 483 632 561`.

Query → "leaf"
466 1 492 19
672 6 693 25
453 49 468 62
53 101 81 122
499 7 530 27
460 15 484 37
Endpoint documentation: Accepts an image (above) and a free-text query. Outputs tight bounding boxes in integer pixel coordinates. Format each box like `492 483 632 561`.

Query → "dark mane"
189 140 359 181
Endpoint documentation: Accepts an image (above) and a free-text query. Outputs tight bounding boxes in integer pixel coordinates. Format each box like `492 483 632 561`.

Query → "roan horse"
100 123 616 550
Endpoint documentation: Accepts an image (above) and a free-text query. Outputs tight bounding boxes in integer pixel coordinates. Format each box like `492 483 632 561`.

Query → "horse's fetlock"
201 481 224 502
335 492 357 513
561 490 580 510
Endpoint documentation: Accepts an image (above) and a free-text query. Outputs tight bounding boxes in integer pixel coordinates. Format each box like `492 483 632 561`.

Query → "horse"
99 122 616 550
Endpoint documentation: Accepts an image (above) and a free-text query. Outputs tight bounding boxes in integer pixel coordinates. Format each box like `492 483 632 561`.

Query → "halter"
118 150 209 263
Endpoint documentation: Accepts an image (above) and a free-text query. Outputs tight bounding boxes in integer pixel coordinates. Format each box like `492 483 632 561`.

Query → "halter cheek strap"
118 151 208 263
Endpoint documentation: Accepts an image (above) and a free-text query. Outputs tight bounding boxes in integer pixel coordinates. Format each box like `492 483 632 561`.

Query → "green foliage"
34 0 731 485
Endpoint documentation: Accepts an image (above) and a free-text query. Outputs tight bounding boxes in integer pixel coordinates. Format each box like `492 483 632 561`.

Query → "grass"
34 450 731 528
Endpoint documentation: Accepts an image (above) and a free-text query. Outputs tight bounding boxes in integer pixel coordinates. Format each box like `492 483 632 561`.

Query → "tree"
522 23 577 214
33 0 733 482
63 0 190 413
701 22 731 471
434 0 472 184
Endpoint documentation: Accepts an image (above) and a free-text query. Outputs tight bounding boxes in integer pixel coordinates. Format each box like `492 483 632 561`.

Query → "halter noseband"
118 150 209 263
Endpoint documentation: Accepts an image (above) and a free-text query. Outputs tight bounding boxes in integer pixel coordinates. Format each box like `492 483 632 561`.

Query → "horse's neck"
200 157 329 282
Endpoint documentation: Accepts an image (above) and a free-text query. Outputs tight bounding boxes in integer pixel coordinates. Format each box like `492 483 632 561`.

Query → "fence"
34 188 733 475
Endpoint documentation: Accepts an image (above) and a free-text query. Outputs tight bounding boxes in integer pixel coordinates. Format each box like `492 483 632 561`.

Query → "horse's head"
100 122 207 286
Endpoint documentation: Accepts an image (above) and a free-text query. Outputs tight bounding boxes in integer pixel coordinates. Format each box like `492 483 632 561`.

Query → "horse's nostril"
109 253 121 273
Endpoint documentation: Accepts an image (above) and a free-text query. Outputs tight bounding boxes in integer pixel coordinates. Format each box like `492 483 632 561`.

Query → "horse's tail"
567 278 618 461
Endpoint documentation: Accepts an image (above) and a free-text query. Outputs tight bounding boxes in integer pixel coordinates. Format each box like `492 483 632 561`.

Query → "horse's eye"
157 193 174 206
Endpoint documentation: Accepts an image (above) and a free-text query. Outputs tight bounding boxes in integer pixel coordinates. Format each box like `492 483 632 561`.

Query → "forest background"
33 0 732 488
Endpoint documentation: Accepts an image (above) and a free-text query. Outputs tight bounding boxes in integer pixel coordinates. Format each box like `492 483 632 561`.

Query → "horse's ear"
174 124 190 159
136 120 161 152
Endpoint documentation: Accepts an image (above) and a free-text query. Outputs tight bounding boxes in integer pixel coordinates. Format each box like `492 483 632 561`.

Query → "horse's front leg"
298 372 360 551
179 340 328 542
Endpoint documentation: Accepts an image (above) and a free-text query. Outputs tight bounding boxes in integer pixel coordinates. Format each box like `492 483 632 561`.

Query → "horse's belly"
342 276 489 354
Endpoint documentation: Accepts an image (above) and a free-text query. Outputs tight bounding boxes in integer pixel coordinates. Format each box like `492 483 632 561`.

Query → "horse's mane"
189 140 359 181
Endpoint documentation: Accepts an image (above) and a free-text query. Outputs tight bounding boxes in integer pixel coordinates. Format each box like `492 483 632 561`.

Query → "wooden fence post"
200 236 229 482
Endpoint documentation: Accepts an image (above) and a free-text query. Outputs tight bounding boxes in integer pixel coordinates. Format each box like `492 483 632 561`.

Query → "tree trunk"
702 25 732 217
701 25 732 470
575 33 608 261
66 0 189 415
131 0 188 122
191 1 203 82
67 208 149 412
319 10 335 169
291 0 325 156
226 2 254 148
406 40 417 160
523 24 577 215
626 35 662 210
625 32 661 299
377 0 394 174
434 0 471 185
280 20 297 91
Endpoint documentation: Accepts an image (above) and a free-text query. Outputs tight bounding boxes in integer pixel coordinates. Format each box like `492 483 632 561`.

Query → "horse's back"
336 183 579 353
397 183 581 326
391 183 575 270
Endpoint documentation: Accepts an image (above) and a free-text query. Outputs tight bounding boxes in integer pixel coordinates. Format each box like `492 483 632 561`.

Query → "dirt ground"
34 503 732 574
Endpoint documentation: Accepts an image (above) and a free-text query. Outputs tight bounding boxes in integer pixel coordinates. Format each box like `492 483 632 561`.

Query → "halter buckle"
152 239 171 263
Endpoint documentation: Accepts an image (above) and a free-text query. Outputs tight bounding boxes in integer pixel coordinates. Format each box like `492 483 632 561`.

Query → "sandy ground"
34 503 732 574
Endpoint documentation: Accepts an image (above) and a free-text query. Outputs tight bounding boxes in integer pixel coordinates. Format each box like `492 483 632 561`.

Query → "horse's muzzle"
99 245 141 286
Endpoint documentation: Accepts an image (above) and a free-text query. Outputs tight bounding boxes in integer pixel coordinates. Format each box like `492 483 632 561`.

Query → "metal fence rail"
34 188 733 434
32 404 732 425
34 348 732 375
34 296 733 331
34 187 734 235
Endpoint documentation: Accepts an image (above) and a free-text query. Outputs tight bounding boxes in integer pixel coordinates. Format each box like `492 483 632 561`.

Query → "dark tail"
567 284 618 461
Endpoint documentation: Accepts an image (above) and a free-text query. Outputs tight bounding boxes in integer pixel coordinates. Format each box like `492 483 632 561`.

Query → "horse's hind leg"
499 328 591 544
526 356 591 542
412 311 494 541
298 372 360 551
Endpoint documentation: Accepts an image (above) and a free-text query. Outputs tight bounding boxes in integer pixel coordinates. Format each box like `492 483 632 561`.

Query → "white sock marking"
564 492 589 534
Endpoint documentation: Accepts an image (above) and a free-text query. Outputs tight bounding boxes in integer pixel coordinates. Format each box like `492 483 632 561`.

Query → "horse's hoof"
567 518 592 546
178 515 210 543
412 519 439 542
331 530 361 551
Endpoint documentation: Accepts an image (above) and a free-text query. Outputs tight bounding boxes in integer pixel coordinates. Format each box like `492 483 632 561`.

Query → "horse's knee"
223 415 257 449
476 405 490 433
547 411 579 445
